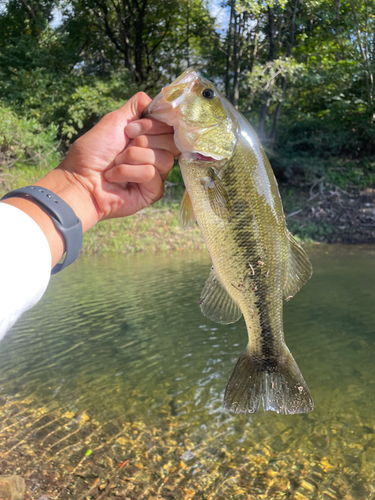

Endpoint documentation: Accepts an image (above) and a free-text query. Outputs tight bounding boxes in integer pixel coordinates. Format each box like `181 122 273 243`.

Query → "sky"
211 0 231 35
48 0 231 31
0 0 230 35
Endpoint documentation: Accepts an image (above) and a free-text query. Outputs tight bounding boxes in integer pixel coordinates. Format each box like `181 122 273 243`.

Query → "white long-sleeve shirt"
0 203 51 340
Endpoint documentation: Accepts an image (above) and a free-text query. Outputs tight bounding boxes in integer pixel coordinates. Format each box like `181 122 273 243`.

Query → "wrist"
0 168 99 270
35 167 100 233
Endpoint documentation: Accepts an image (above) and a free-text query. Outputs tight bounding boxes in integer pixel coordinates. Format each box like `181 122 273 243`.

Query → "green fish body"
145 68 313 414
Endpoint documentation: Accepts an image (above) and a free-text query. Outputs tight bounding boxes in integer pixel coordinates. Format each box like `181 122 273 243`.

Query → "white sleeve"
0 203 51 340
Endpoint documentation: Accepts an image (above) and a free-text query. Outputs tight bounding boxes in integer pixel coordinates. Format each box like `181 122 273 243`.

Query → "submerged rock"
0 476 26 500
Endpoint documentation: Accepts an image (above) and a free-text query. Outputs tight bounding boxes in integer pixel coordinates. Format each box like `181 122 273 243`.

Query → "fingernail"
126 122 142 137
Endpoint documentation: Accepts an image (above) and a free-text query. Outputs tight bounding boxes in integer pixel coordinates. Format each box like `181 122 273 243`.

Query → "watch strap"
1 186 82 275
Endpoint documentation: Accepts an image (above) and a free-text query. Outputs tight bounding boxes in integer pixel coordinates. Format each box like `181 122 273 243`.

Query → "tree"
69 0 216 88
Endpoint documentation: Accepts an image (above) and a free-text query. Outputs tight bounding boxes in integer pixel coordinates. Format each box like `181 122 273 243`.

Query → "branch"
97 2 125 57
20 0 35 19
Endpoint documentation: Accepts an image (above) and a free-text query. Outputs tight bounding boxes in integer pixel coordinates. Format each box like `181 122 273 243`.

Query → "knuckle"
117 164 128 176
144 165 156 181
132 135 148 148
162 151 175 166
125 146 138 162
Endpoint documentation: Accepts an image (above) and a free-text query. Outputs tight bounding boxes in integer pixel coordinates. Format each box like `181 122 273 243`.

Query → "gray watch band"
1 186 82 275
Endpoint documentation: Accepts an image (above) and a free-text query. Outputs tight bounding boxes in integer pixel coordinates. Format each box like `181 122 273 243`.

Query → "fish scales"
182 136 284 360
144 67 313 415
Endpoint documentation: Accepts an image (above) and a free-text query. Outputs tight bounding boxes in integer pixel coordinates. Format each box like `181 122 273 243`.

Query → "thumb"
74 92 153 161
115 92 152 124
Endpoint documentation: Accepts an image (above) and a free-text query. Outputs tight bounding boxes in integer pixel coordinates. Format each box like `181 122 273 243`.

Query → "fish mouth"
193 153 220 162
142 69 199 118
185 152 224 162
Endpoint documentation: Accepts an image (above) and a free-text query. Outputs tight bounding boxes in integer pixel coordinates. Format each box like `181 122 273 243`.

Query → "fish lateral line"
230 260 268 292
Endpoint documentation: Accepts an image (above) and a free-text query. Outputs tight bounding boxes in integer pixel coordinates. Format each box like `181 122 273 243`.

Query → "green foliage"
60 72 139 140
244 58 305 106
239 0 288 15
287 219 341 242
0 0 374 222
167 162 184 185
0 105 60 170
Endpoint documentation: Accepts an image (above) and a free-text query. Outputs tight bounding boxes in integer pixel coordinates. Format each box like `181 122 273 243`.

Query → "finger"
115 147 174 176
129 134 180 157
104 164 157 184
71 92 153 161
115 92 152 123
125 118 173 138
139 173 165 206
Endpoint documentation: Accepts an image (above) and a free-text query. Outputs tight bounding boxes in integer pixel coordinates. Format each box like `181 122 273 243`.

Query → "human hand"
39 92 179 233
1 92 179 270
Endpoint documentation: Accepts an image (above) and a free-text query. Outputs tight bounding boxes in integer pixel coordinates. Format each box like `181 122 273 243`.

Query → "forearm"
0 168 99 269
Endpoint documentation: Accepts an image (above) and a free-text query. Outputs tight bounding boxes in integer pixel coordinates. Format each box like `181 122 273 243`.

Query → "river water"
0 245 374 499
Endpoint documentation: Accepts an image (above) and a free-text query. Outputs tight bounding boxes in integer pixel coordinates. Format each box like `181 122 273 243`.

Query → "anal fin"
283 230 313 301
200 268 242 324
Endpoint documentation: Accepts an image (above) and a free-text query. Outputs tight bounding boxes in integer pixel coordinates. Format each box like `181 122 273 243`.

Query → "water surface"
0 245 374 499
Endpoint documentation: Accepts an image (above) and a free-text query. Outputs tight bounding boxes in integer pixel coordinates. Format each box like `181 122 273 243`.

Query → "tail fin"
223 346 313 414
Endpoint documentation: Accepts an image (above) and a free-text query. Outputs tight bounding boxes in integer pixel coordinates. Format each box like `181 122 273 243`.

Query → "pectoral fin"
283 231 313 301
200 170 231 219
180 189 196 230
200 268 242 324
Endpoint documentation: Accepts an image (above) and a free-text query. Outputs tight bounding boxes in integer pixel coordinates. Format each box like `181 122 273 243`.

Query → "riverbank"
82 205 204 254
0 166 205 253
1 166 375 249
281 184 375 244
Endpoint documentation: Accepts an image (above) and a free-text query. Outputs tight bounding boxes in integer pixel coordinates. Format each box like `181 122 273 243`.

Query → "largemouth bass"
144 68 313 414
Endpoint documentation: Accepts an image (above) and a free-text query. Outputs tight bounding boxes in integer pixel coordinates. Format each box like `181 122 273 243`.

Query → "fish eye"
202 88 215 99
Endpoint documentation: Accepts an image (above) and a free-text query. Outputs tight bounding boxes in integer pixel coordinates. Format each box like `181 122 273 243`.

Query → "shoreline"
1 168 375 250
81 205 205 255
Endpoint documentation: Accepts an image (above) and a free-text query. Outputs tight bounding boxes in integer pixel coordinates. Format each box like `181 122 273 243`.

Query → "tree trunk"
232 12 246 108
133 0 148 83
186 0 190 67
225 0 235 100
258 7 274 143
122 0 132 73
230 7 238 103
269 0 298 148
248 29 258 74
269 78 286 146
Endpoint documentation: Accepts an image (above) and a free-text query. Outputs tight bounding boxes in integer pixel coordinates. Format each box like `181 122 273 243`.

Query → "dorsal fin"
180 189 196 230
283 231 313 301
200 268 242 324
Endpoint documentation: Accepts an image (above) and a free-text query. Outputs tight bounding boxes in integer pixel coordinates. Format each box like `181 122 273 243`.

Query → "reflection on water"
0 245 375 499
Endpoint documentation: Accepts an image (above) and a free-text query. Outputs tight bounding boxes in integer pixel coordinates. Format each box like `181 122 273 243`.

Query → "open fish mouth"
191 153 219 162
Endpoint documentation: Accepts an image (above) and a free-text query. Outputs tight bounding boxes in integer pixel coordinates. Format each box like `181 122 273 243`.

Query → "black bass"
144 68 313 414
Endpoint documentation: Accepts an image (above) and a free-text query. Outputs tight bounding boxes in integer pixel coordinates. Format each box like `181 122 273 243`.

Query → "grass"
5 164 370 249
0 166 205 254
83 204 204 254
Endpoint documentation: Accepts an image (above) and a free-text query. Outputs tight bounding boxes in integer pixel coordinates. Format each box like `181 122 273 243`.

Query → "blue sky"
0 0 230 34
49 0 230 31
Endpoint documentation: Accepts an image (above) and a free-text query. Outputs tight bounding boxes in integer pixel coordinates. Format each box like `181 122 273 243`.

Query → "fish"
144 68 313 415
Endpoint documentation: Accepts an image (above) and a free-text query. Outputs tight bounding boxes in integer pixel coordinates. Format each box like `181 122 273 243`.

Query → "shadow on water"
0 245 375 499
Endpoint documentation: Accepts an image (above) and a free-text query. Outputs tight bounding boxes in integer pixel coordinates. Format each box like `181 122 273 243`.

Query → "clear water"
0 245 375 499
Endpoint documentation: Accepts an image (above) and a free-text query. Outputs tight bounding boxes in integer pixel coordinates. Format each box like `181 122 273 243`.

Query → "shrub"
0 105 60 171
